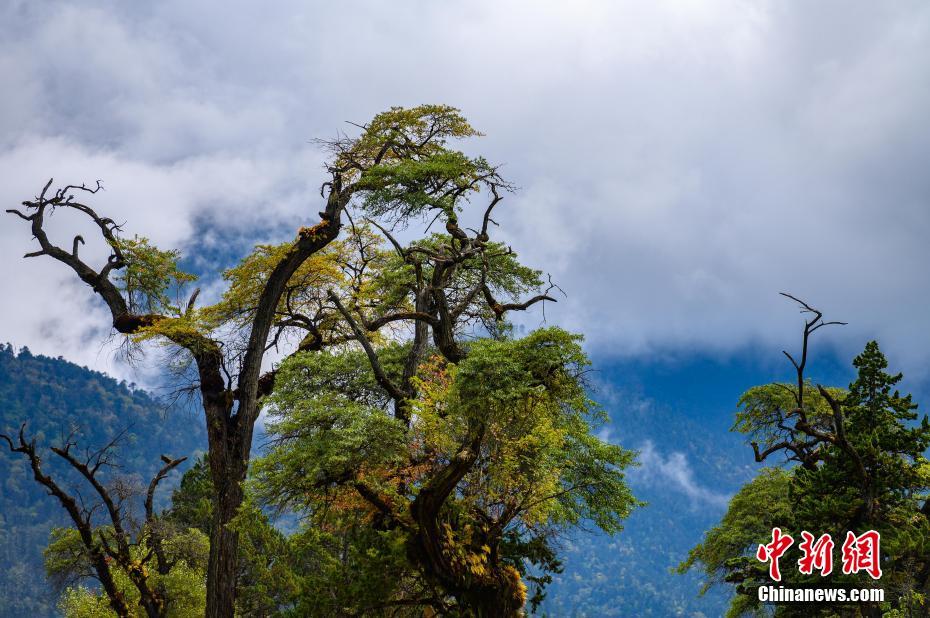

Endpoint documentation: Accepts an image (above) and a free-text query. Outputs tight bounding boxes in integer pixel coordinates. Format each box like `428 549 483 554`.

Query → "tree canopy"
254 327 638 615
6 105 638 616
680 299 930 617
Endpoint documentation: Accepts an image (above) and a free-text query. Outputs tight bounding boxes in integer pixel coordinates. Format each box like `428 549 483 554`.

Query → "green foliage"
342 105 480 173
169 453 419 616
677 468 793 601
358 151 496 219
257 348 410 507
254 327 639 613
167 456 214 536
0 345 206 618
424 328 639 533
45 526 208 618
733 382 840 453
112 235 196 315
357 105 481 147
281 523 417 617
357 231 546 335
205 240 346 332
338 105 496 221
682 342 930 616
479 241 546 300
228 499 301 617
788 343 930 533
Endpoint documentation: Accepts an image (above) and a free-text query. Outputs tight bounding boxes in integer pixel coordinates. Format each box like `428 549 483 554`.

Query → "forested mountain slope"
0 345 206 617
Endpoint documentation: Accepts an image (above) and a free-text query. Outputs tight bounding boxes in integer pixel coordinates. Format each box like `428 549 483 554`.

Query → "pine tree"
681 303 930 616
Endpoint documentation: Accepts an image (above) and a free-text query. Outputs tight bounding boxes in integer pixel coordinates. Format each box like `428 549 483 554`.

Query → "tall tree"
258 329 638 615
249 154 639 613
6 105 497 616
680 296 930 616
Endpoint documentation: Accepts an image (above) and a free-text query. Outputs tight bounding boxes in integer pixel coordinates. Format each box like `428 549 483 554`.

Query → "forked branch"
0 424 187 618
753 295 861 476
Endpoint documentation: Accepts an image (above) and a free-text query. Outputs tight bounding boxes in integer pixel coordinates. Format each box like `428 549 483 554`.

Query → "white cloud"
1 0 929 376
631 440 731 509
0 136 326 378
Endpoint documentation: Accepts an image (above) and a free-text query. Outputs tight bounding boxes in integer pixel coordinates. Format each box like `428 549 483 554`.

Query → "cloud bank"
2 0 929 377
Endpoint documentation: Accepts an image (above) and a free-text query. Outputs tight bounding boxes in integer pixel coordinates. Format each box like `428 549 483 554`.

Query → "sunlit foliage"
46 527 208 618
254 327 639 614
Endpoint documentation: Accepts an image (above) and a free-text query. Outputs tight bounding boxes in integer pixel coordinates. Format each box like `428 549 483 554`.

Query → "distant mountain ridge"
0 344 207 617
0 343 863 616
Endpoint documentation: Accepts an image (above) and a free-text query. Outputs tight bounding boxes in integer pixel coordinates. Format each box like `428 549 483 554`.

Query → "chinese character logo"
756 528 881 580
798 531 834 576
841 530 882 580
756 527 794 581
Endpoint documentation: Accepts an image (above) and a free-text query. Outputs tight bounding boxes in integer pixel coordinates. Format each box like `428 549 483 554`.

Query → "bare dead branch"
0 425 132 616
